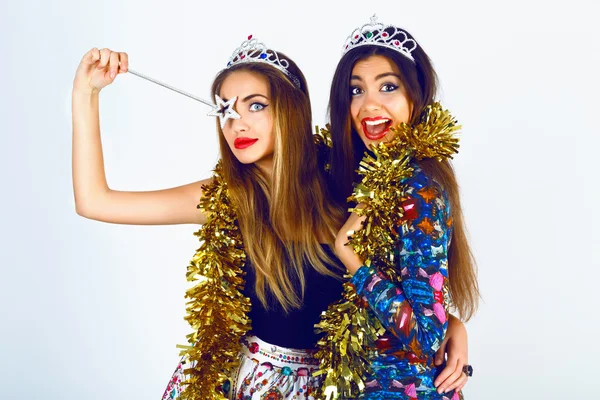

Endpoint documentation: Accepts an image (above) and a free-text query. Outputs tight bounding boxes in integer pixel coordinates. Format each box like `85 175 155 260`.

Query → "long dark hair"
327 29 480 320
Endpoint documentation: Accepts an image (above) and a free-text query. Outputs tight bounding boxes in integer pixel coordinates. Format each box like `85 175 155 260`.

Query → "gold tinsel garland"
314 103 461 399
315 124 333 171
178 161 251 400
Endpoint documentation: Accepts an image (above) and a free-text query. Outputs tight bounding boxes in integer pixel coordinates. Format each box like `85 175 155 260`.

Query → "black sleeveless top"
241 246 344 349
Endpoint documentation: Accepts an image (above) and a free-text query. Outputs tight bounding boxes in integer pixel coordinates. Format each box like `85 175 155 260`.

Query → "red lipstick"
361 116 392 141
234 137 258 149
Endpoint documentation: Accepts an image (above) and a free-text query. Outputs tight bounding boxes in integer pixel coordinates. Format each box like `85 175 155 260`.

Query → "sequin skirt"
161 335 321 400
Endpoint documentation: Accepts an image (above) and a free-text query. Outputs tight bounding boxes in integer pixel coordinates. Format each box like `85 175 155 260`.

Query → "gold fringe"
179 161 251 400
315 124 333 171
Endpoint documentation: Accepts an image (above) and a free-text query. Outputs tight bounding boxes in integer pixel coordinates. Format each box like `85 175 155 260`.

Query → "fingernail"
111 72 116 79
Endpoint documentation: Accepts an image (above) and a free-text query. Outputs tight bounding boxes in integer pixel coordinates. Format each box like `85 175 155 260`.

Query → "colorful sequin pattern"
162 358 186 400
350 168 463 400
233 336 320 399
162 336 320 400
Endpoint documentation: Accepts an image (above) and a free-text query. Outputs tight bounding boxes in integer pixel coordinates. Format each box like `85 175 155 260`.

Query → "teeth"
364 119 390 126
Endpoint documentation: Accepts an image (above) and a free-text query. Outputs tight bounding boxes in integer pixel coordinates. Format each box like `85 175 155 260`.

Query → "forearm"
72 90 110 213
352 265 448 356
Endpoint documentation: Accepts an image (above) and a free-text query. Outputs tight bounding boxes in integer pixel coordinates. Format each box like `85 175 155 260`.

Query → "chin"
233 149 272 166
235 155 261 165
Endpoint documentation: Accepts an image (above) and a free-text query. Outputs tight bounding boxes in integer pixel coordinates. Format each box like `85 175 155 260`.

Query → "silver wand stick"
126 68 240 128
127 68 214 107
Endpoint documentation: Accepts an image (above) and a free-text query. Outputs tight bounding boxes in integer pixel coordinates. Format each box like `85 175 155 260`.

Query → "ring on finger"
462 364 473 377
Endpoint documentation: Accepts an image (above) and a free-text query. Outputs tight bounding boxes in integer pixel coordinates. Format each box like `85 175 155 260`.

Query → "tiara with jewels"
342 15 417 63
226 35 301 88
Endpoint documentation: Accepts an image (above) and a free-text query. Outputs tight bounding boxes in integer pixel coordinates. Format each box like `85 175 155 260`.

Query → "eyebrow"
219 93 269 103
351 72 402 81
242 94 269 102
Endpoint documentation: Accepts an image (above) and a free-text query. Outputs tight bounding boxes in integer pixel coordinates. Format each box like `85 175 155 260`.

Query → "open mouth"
234 137 258 149
361 117 392 141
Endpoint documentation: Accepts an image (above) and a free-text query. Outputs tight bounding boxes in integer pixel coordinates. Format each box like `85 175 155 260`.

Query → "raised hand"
73 48 129 95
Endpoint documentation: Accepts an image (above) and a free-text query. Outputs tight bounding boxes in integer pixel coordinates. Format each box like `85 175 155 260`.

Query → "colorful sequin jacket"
349 166 461 400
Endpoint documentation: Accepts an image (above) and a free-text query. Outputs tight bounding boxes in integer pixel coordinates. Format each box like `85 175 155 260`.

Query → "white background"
1 0 599 398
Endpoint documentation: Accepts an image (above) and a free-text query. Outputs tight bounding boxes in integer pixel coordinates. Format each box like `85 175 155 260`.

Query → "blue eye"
350 86 363 96
249 102 267 112
381 83 398 92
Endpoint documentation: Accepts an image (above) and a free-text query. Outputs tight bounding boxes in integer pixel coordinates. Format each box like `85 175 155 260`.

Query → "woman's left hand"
433 314 469 394
335 205 366 275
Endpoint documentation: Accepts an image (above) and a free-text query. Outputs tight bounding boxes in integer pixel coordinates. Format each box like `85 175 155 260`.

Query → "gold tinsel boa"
314 103 461 399
178 161 251 399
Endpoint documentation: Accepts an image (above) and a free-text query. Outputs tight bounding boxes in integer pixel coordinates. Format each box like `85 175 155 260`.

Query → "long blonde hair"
211 59 345 313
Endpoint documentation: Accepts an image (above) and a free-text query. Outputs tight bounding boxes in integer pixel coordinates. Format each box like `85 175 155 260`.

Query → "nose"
362 90 382 112
230 114 249 133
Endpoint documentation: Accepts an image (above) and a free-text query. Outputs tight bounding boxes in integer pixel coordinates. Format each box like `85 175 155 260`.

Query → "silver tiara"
226 35 301 88
342 15 417 63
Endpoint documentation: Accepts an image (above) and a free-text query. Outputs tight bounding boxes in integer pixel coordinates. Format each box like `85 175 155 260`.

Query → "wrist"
338 247 363 275
72 86 100 98
345 259 362 275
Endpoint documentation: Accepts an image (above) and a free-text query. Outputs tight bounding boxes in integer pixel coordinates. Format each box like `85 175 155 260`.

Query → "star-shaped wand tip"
207 95 241 129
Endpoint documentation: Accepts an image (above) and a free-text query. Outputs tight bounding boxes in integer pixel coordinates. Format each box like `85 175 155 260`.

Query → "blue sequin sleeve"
350 168 453 358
